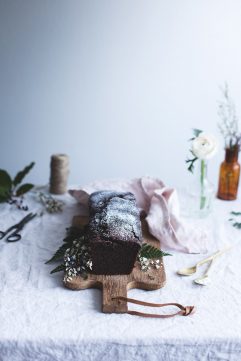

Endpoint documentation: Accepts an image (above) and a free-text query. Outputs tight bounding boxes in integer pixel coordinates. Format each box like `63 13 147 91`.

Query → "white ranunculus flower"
192 133 218 160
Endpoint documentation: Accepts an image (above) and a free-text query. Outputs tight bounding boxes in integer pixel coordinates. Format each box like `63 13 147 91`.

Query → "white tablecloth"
0 190 241 361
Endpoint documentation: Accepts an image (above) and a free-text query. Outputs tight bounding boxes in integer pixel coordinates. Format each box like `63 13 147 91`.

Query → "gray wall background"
1 0 241 188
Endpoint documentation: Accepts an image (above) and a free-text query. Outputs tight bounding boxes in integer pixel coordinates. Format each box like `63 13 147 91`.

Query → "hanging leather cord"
112 296 195 318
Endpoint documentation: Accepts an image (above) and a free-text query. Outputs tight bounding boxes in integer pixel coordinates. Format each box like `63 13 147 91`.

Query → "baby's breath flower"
63 236 92 282
218 83 241 149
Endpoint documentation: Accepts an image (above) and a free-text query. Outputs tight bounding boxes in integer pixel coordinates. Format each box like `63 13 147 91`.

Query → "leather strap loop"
112 296 195 318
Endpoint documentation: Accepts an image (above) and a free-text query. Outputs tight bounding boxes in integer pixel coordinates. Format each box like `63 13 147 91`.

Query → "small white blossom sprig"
138 256 161 272
39 192 64 213
218 83 241 150
186 129 218 173
63 240 92 283
137 243 171 272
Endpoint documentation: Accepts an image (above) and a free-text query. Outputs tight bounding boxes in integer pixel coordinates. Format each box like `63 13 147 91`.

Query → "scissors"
0 213 37 242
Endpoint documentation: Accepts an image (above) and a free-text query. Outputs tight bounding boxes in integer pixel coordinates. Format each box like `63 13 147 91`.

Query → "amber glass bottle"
217 146 240 200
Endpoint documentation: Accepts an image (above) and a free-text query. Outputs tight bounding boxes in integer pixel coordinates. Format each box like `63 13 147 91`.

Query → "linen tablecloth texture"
0 189 240 361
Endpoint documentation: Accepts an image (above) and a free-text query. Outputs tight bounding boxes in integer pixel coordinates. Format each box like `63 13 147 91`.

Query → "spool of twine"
49 154 69 194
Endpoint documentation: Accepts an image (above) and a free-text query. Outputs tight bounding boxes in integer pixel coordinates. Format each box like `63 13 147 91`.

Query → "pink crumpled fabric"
69 176 208 253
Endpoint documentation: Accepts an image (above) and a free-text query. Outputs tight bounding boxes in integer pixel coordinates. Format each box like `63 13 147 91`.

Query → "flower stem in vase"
185 129 216 217
200 159 206 210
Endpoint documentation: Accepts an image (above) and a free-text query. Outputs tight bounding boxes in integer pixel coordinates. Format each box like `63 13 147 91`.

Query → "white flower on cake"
192 133 218 160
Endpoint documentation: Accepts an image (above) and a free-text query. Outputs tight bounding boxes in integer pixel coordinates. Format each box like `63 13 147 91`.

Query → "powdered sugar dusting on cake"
88 191 142 244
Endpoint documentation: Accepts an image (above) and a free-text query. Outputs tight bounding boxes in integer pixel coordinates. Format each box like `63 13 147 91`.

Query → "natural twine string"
49 154 69 194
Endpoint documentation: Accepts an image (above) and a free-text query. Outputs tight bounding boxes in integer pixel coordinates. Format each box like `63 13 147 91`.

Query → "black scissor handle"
7 232 21 242
0 213 36 242
0 231 6 240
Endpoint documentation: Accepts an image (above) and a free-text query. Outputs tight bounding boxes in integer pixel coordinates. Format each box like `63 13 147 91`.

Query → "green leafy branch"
138 243 172 259
0 162 35 205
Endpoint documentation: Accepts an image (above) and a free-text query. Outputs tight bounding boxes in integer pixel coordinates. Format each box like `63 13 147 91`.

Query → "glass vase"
181 160 214 218
217 146 240 200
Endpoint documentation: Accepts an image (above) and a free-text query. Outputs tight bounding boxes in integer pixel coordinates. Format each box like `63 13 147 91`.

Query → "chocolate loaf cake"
87 191 142 275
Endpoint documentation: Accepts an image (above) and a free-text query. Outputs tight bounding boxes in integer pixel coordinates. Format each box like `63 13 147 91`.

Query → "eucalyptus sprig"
0 162 35 209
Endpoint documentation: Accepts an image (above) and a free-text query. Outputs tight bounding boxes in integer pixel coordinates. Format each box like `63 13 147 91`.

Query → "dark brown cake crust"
87 191 142 275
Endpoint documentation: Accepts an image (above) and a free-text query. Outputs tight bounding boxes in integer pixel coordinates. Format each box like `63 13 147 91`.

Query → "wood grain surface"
64 215 166 313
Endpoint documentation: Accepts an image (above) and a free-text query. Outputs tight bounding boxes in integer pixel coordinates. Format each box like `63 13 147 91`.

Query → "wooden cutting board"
64 215 166 313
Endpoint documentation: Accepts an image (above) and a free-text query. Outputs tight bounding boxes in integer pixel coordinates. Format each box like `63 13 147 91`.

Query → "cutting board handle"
102 275 128 313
